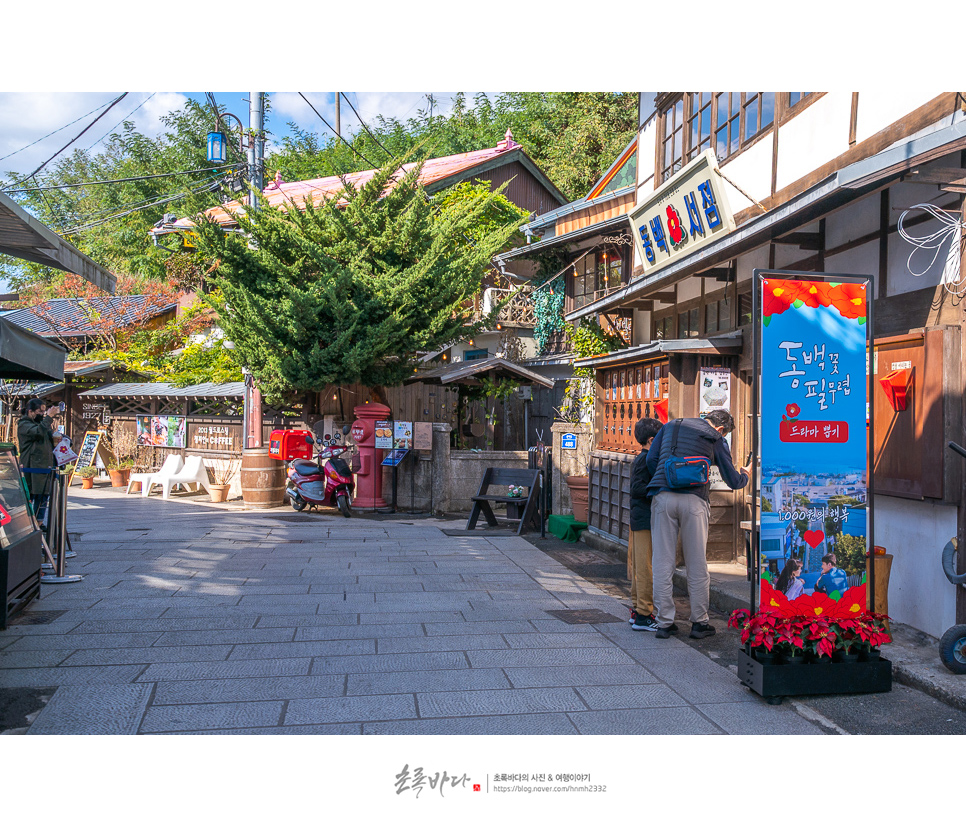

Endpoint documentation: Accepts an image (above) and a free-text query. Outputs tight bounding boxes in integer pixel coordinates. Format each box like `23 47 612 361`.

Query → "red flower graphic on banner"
785 403 801 419
762 279 866 321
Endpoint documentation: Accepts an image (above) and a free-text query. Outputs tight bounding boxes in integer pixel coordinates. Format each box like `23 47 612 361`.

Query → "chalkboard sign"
67 431 114 486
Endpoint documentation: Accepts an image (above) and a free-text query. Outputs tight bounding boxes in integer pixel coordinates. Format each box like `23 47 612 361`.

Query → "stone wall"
550 422 594 517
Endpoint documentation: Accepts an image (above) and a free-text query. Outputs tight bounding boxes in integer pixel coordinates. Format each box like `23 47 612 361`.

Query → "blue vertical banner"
756 272 872 615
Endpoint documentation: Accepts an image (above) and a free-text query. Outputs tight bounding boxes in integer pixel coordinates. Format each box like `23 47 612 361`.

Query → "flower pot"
783 654 806 666
108 469 130 488
807 653 832 665
859 648 881 663
208 484 231 504
832 649 860 664
753 649 779 665
81 477 94 489
566 475 589 524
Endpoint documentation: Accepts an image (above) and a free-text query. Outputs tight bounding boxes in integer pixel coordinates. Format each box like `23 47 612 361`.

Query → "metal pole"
41 471 82 584
867 277 876 612
751 270 761 617
335 93 341 141
248 92 263 212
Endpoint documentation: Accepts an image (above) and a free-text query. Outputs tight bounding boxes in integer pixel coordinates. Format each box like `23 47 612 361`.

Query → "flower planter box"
738 647 891 703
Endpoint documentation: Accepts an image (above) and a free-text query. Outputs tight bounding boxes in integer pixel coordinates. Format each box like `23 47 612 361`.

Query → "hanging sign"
393 421 413 450
413 422 433 451
629 150 736 276
561 432 578 450
136 415 186 448
755 270 871 615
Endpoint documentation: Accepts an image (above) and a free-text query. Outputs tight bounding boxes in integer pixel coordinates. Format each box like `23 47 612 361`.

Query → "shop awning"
0 316 67 381
573 331 743 368
566 119 966 321
0 191 116 293
406 356 554 388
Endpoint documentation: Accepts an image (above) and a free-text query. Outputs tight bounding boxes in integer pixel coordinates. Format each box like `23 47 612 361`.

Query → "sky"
0 92 500 185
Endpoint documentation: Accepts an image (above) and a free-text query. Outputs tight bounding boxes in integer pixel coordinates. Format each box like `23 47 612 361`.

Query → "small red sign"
779 420 849 443
0 504 10 526
473 784 481 792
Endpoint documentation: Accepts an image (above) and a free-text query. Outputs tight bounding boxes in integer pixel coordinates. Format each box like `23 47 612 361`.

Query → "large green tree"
193 158 526 399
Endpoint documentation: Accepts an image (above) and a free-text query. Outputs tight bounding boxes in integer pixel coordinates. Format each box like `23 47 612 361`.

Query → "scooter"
940 442 966 673
285 426 355 517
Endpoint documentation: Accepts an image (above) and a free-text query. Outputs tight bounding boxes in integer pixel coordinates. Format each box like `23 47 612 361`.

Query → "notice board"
68 431 115 486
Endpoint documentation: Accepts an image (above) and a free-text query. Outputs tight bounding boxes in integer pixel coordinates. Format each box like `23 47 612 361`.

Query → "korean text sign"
757 272 870 615
629 150 736 276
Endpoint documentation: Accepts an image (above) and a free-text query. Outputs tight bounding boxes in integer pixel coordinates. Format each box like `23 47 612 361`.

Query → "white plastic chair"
127 455 184 496
148 454 211 499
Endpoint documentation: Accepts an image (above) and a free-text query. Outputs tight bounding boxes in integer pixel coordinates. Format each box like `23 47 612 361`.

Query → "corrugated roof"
1 296 177 337
80 382 245 398
405 356 553 388
165 137 567 230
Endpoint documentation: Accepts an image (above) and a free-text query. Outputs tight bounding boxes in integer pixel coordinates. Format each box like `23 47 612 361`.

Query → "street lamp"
207 131 228 164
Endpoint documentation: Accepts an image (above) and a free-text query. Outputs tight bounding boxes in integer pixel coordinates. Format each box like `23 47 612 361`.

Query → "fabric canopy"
0 316 66 381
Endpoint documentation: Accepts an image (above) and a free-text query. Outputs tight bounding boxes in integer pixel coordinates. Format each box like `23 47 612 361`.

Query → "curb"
674 570 966 714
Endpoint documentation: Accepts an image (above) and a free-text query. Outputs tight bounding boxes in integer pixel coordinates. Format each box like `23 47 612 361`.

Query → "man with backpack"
645 409 750 640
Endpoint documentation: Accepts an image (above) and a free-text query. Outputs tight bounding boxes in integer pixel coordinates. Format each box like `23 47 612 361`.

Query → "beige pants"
651 490 711 627
627 528 654 616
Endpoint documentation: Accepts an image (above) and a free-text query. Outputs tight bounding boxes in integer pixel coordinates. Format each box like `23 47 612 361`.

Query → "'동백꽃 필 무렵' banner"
758 274 869 616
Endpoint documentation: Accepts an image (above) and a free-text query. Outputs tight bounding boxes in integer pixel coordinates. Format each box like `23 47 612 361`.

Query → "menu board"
393 421 413 450
374 420 393 449
413 422 433 451
68 431 114 485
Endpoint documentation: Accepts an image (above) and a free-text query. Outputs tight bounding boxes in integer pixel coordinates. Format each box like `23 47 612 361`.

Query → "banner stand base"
41 575 83 584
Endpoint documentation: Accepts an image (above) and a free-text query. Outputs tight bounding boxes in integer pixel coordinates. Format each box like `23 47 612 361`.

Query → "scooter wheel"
290 495 307 512
337 493 351 518
939 624 966 674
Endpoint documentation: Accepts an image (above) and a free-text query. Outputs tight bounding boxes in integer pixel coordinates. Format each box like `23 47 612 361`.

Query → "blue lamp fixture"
207 131 227 164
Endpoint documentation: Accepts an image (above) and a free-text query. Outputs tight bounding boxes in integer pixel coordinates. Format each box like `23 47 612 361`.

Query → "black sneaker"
689 622 716 639
654 623 679 639
632 613 659 632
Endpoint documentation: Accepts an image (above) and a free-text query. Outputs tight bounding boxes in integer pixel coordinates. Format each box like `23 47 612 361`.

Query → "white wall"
719 134 775 210
854 91 945 145
874 495 958 638
776 93 854 191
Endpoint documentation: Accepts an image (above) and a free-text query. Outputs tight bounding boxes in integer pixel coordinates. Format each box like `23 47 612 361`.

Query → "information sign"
374 420 393 450
755 270 872 614
413 422 433 451
393 421 413 450
380 449 409 467
561 433 577 450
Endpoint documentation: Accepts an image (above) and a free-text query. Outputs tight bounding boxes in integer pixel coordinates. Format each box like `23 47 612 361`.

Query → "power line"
84 92 157 151
339 92 395 161
0 95 119 165
8 93 130 188
5 163 236 194
297 92 378 170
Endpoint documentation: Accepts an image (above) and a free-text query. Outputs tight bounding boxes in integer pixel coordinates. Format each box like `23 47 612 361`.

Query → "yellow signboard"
629 149 736 276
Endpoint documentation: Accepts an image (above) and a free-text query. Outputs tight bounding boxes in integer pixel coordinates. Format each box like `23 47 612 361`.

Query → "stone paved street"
0 488 828 735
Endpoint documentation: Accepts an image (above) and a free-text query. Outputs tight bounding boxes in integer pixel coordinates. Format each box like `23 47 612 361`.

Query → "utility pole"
248 92 264 211
426 93 435 120
335 93 341 142
245 92 264 448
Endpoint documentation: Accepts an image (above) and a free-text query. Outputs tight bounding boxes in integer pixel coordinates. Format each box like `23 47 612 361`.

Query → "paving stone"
0 665 146 687
355 610 466 624
375 634 509 654
153 674 346 705
72 615 259 634
284 693 417 725
294 623 424 641
347 668 510 696
503 664 661 689
502 632 617 650
61 645 232 666
255 614 359 628
566 706 724 735
422 620 536 637
228 639 375 660
0 649 74 667
575 684 689 710
154 628 296 646
466 647 635 668
150 723 363 735
417 686 586 719
311 651 469 676
10 632 163 651
27 684 152 734
696 702 826 735
136 657 311 682
363 714 579 734
628 649 762 705
140 701 284 733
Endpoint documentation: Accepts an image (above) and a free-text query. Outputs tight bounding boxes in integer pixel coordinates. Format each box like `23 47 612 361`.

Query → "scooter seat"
293 460 321 476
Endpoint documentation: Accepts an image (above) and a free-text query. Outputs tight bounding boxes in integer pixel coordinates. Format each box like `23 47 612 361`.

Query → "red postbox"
268 429 314 461
349 403 391 510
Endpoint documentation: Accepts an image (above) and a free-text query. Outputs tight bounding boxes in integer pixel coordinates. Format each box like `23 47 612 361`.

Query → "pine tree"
195 157 524 399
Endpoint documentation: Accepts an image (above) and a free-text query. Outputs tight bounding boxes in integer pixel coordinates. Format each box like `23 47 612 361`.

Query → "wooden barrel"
240 447 286 509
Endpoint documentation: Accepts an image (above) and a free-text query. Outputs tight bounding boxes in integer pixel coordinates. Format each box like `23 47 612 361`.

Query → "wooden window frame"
657 92 779 185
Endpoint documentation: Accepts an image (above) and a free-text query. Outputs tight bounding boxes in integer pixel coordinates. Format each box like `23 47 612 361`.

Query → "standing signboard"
67 431 115 486
752 270 874 615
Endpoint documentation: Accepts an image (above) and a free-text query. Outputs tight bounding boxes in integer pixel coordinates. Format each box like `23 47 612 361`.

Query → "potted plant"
802 617 836 664
830 618 864 663
78 465 98 489
107 426 137 487
728 609 781 664
205 456 241 504
856 611 891 661
775 619 807 665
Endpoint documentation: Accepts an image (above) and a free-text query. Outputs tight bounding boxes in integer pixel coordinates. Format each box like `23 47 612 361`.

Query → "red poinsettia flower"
759 579 797 616
826 583 867 618
789 591 838 618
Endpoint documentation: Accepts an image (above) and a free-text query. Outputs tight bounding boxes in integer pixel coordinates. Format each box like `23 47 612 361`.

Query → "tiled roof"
1 296 177 337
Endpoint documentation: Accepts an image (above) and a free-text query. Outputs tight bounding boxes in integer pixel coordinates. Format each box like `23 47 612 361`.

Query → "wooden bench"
466 467 542 535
